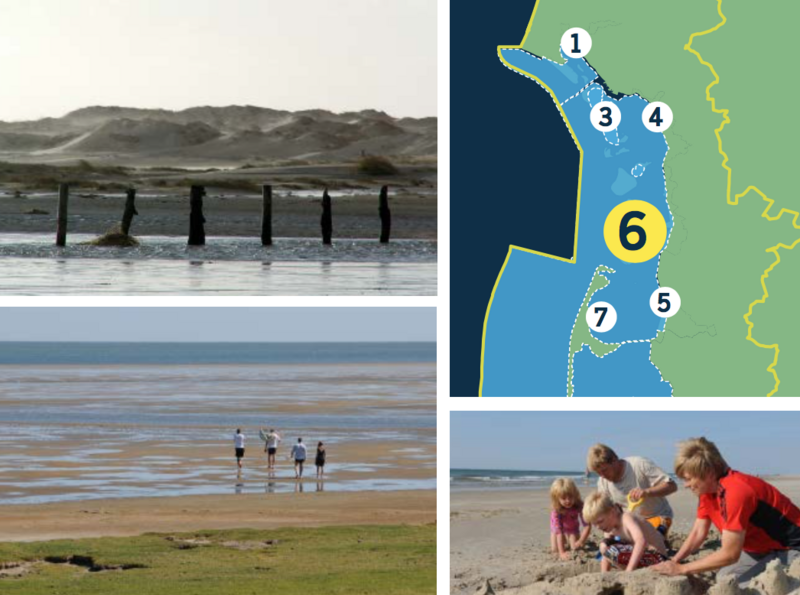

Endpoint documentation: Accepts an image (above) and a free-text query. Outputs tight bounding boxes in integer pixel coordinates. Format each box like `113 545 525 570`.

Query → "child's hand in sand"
558 551 571 561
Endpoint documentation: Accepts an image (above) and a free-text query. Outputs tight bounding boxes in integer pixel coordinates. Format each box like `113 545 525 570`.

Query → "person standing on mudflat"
265 428 281 470
233 428 246 470
291 437 307 479
315 442 326 479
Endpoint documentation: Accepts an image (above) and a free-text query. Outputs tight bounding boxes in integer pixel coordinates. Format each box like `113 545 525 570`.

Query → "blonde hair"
675 437 729 480
586 443 618 472
549 478 583 513
582 491 616 524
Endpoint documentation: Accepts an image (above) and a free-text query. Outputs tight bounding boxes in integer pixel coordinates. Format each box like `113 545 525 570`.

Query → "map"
467 1 800 397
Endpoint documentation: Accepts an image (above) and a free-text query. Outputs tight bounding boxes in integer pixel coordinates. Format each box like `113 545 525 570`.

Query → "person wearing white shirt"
291 437 308 478
233 429 246 470
265 429 281 470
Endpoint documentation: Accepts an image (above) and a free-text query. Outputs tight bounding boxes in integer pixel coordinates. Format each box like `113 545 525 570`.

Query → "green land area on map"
520 0 800 396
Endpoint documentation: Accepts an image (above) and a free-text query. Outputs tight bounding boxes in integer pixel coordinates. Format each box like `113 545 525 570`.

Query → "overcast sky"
0 0 436 121
0 308 436 342
451 412 800 475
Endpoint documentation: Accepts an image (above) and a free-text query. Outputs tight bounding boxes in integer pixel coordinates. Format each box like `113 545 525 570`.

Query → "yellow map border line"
685 0 800 396
742 239 800 397
479 3 584 397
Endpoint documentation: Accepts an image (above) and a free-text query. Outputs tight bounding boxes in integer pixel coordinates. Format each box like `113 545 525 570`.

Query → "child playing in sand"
582 491 668 572
550 478 592 560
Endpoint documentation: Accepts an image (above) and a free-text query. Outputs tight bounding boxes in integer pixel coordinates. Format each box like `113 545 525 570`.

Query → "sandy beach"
451 477 800 595
0 489 434 542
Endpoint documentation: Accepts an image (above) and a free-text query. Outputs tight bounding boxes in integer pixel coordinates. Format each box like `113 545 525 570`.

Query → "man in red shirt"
653 437 800 584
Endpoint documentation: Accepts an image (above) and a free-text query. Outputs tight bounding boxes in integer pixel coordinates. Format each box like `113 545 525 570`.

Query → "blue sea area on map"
502 48 597 101
572 343 672 397
482 49 674 396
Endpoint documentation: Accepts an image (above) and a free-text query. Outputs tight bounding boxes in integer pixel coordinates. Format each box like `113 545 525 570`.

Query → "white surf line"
566 264 618 397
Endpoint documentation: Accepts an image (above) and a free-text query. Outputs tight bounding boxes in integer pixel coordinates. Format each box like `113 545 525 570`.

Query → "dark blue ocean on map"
482 48 673 396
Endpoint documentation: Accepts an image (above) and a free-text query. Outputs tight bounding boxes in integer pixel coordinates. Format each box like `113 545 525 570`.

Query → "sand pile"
487 553 800 595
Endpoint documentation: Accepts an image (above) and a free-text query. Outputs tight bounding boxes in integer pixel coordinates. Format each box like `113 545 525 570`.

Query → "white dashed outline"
498 46 675 397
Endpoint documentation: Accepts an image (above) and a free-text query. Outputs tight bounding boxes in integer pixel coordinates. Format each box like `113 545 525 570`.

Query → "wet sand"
451 477 800 595
0 189 437 240
0 489 435 542
0 363 436 503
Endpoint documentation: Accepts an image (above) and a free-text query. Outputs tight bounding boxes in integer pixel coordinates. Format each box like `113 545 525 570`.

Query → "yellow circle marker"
603 200 667 263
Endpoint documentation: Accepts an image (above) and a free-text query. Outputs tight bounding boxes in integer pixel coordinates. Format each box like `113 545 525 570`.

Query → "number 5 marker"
649 287 681 318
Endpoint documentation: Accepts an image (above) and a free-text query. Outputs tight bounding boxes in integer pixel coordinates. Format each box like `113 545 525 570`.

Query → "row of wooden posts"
55 183 392 247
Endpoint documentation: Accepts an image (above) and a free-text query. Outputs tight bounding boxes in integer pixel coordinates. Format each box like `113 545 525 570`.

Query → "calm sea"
0 355 436 503
0 234 437 295
0 341 436 365
450 468 592 492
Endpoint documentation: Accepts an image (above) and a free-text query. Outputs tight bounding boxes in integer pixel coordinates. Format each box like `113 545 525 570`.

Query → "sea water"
0 349 436 503
0 233 437 295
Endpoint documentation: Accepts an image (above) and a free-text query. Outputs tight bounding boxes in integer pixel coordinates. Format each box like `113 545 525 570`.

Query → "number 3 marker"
591 101 621 132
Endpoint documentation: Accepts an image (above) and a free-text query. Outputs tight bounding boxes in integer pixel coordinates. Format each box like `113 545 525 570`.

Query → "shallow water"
0 233 436 295
0 362 436 503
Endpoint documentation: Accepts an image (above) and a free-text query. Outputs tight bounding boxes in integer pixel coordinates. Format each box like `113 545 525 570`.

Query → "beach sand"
451 477 800 595
0 489 435 542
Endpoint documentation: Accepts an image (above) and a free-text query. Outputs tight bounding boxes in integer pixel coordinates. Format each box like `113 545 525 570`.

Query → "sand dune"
0 105 436 164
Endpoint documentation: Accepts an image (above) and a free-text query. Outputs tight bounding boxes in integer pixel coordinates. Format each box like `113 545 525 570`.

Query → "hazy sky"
451 412 800 475
0 0 436 121
0 308 436 342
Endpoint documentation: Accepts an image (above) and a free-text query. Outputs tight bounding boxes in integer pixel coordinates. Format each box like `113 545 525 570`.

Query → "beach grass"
0 524 435 594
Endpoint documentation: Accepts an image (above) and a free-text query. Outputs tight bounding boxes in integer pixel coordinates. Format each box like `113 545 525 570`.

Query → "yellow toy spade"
627 493 644 512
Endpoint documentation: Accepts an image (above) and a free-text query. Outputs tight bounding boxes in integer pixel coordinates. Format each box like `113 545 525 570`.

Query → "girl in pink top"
550 478 592 560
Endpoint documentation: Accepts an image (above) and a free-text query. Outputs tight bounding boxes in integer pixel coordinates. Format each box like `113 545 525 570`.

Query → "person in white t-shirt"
290 437 307 479
233 429 246 470
587 443 677 536
264 429 281 470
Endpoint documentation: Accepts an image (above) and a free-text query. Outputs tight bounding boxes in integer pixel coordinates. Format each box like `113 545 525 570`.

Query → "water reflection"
0 257 435 295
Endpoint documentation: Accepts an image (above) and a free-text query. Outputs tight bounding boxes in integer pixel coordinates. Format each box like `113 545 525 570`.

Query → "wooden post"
379 185 391 243
261 184 272 246
121 188 138 235
188 185 206 246
55 183 69 246
321 188 332 245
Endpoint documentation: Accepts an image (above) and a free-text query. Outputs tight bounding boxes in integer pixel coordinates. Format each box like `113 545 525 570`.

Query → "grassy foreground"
0 524 435 594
